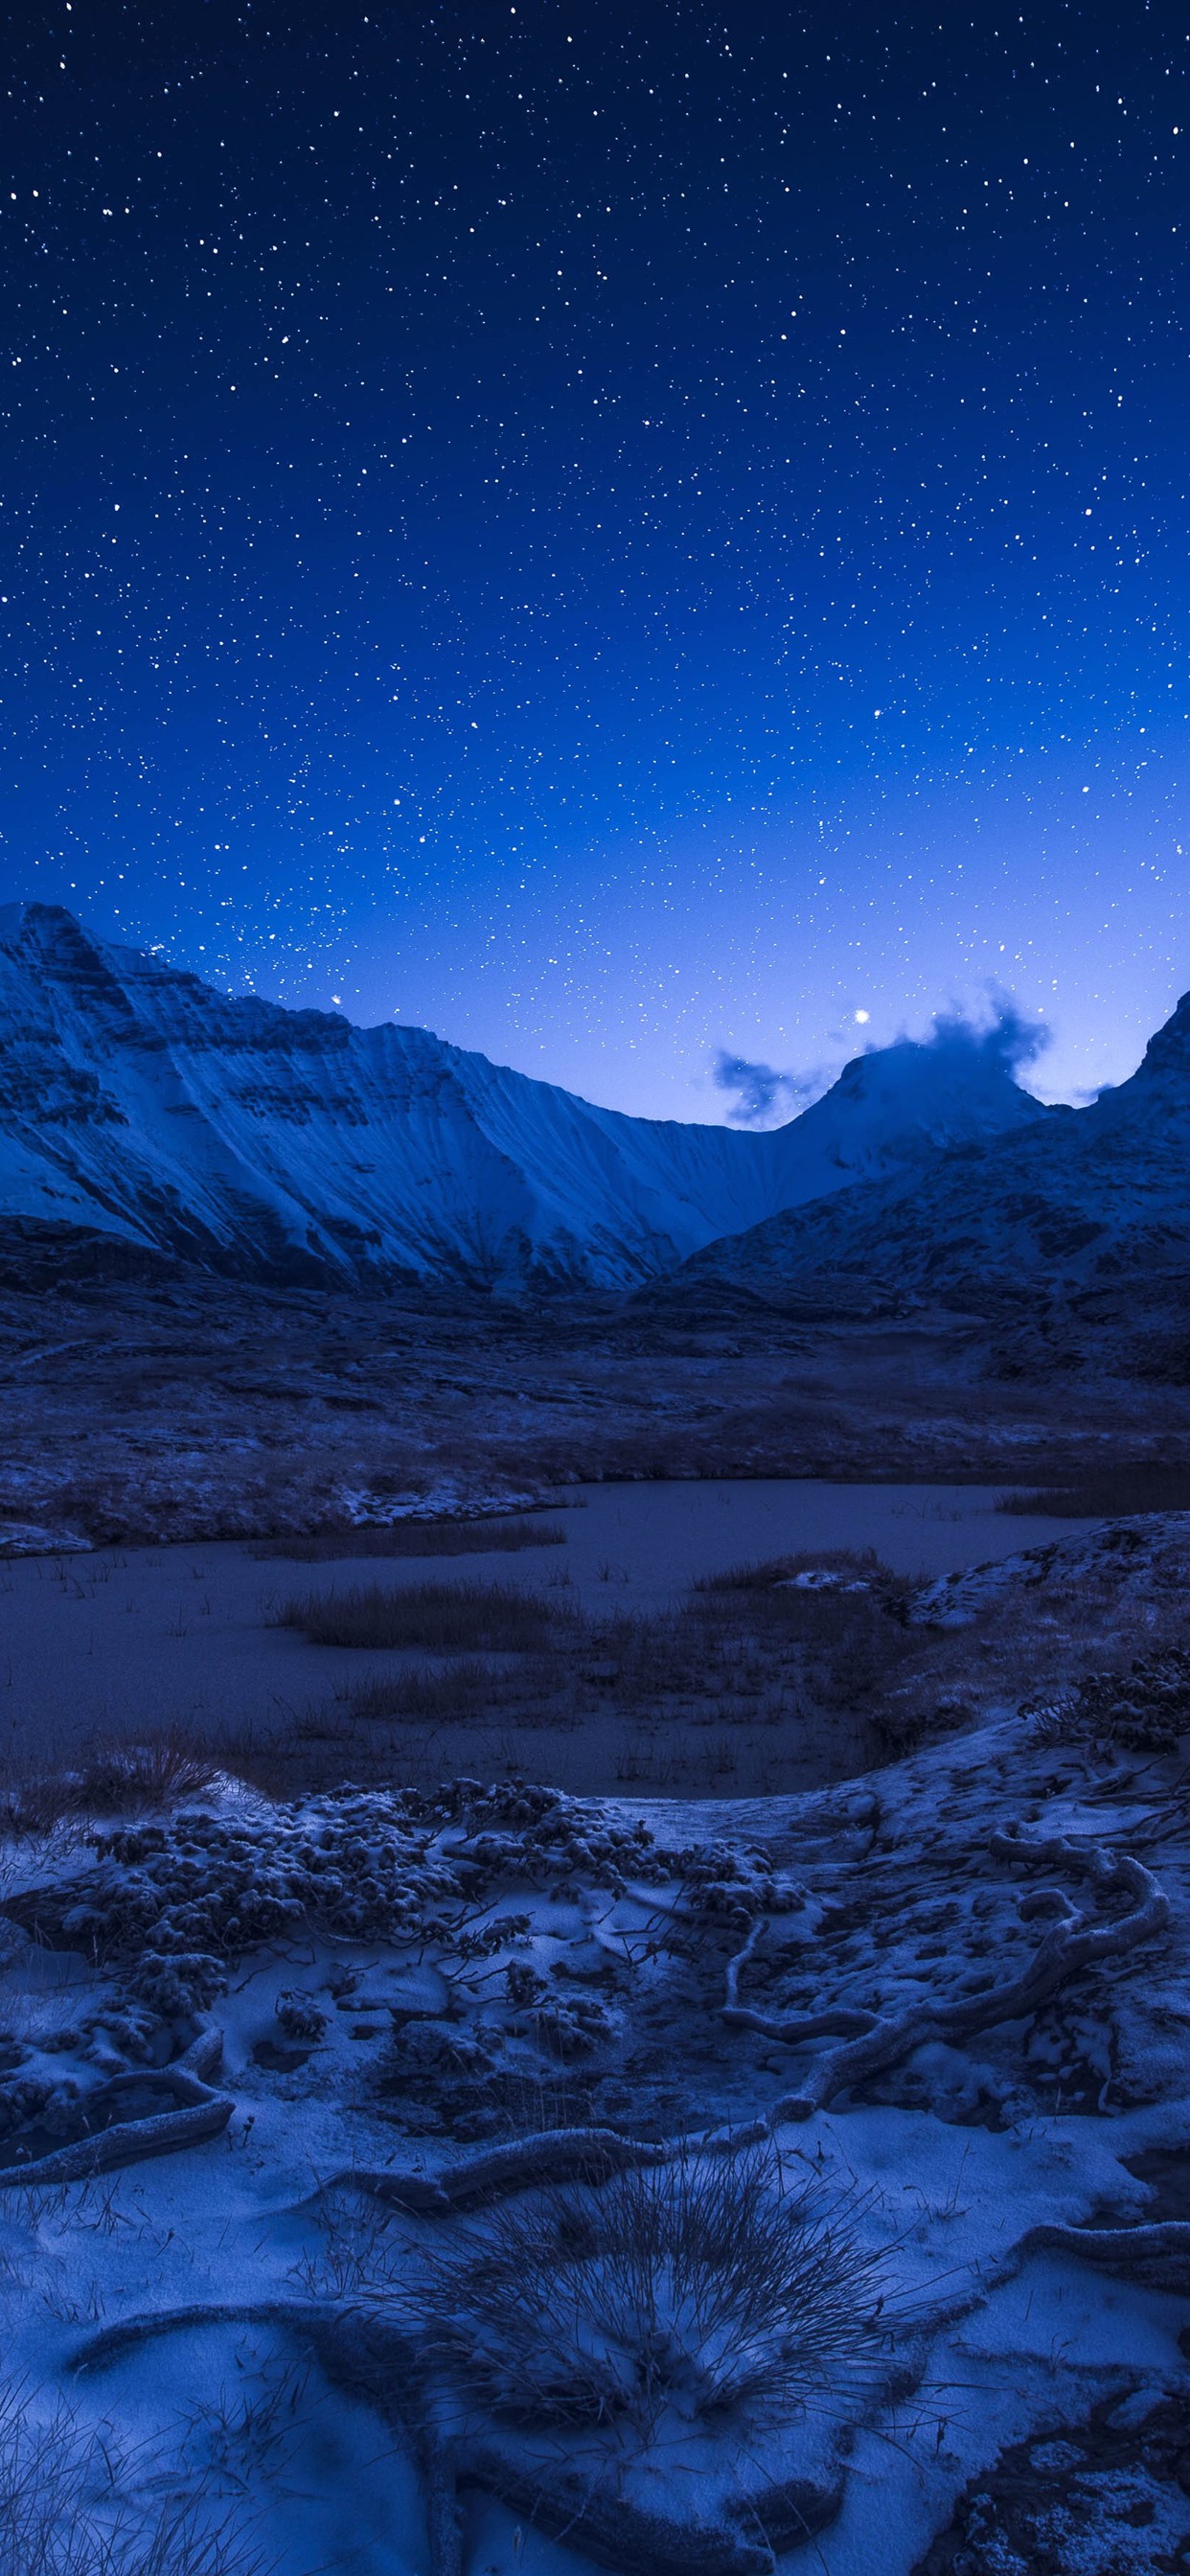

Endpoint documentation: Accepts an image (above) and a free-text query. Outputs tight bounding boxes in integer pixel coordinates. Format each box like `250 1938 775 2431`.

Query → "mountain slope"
672 990 1190 1328
0 905 1046 1292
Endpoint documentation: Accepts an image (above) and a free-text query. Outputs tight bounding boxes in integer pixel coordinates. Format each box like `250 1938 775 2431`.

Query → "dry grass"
412 2150 891 2437
255 1549 919 1794
693 1545 889 1593
250 1515 565 1562
997 1467 1190 1517
270 1578 570 1653
15 1527 1181 1809
0 2375 267 2576
0 1735 220 1837
689 1551 915 1713
331 1657 501 1725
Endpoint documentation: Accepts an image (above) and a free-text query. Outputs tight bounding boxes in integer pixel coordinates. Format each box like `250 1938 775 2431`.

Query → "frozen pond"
0 1479 1087 1759
556 1476 1081 1601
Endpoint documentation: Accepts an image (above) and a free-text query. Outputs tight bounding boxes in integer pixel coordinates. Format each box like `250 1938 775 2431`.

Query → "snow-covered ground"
0 1517 1186 2574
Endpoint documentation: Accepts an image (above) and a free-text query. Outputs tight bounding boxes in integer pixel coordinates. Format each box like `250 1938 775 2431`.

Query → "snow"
908 1510 1190 1627
0 906 1047 1294
0 1598 1185 2572
674 977 1190 1331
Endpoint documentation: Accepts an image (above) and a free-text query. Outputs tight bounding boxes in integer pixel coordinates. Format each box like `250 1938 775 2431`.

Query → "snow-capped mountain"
0 906 1047 1291
671 987 1190 1324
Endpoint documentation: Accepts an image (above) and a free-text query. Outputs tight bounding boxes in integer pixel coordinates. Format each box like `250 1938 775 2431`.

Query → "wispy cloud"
712 1051 832 1127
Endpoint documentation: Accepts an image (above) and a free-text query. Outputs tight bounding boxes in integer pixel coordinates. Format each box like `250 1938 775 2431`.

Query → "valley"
0 918 1186 2576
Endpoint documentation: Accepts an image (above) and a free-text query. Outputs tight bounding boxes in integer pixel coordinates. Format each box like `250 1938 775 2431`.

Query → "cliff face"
0 906 1048 1292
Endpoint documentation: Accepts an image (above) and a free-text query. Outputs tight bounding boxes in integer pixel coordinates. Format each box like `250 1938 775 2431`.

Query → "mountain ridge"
0 904 1046 1293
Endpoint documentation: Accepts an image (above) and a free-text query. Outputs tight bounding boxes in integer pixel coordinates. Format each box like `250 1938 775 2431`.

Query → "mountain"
669 989 1190 1333
0 905 1045 1293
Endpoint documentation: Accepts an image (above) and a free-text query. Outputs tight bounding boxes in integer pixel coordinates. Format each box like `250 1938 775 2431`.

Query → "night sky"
3 3 1189 1117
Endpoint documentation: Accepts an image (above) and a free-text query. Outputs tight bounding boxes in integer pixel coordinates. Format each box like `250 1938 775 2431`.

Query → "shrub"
275 1990 327 2043
1024 1647 1190 1752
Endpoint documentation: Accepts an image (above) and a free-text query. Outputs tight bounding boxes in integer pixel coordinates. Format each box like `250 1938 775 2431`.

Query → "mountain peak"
830 1024 1044 1124
1125 987 1190 1088
0 901 80 949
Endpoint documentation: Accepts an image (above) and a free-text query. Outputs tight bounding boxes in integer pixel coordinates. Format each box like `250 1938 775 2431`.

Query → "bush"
1024 1647 1190 1752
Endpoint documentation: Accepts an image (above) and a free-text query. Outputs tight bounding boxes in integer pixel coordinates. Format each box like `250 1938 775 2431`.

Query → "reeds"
271 1578 569 1653
251 1516 565 1562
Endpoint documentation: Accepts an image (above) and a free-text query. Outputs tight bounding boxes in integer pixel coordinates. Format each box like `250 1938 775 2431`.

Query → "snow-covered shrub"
275 1990 327 2044
3 1781 778 2071
406 1776 673 1892
675 1840 806 1927
1024 1646 1190 1752
126 1950 226 2016
413 2150 889 2438
503 1960 546 2009
0 2074 54 2142
5 1793 467 1973
394 2022 497 2083
526 1993 616 2059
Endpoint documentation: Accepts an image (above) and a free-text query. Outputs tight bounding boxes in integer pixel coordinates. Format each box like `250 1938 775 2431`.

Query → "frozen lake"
553 1476 1081 1600
0 1478 1087 1760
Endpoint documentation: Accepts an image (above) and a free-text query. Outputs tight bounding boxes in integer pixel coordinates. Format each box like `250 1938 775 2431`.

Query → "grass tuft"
411 2150 890 2437
0 1735 219 1836
0 2374 267 2576
270 1578 570 1653
333 1657 499 1725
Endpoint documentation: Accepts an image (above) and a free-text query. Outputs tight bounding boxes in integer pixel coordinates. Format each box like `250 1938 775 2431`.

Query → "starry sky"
3 2 1189 1119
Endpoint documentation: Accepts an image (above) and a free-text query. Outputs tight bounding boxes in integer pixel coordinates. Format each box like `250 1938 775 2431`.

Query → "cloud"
922 992 1051 1076
712 1051 831 1127
713 991 1051 1127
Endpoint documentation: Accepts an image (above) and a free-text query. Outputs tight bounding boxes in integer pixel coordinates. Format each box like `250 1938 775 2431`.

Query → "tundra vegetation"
0 1513 1186 2572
